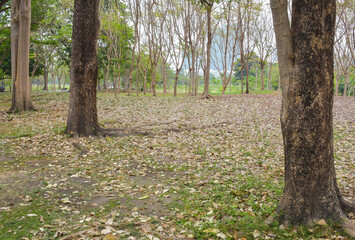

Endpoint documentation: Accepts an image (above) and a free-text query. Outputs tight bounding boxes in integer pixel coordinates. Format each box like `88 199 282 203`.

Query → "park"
0 0 355 239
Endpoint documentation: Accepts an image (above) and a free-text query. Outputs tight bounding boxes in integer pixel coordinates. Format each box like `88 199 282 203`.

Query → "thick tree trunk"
10 0 33 111
271 0 354 226
66 0 100 136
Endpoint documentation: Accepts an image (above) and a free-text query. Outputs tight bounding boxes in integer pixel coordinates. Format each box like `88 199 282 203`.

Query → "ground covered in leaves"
0 92 354 240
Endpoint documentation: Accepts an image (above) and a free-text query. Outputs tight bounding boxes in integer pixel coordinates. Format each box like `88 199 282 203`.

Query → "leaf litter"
0 93 354 239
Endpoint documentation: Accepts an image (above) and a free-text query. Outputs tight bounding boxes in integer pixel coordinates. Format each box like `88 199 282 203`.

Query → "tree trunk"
136 58 140 97
335 75 340 97
50 67 55 92
271 0 355 226
58 73 62 90
43 63 48 91
261 64 265 90
105 55 110 93
174 72 179 97
268 62 273 90
66 0 100 136
202 4 212 98
10 0 34 111
245 63 250 94
240 66 244 94
343 73 348 97
163 62 167 94
151 64 157 96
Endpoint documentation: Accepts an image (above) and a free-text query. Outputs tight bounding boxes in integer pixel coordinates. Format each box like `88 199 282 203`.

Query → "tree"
200 0 214 98
10 0 34 111
270 0 355 231
167 0 188 97
142 0 165 96
254 9 274 91
66 0 100 136
127 0 139 96
211 1 240 95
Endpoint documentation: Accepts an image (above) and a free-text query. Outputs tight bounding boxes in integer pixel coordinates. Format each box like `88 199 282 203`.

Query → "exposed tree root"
199 94 214 100
7 105 38 113
265 192 355 238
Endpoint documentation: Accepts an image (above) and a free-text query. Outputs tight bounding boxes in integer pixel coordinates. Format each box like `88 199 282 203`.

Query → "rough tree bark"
66 0 100 136
271 0 355 231
10 0 34 111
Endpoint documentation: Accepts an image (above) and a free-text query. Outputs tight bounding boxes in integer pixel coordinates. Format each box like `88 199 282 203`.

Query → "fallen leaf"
252 230 261 238
217 232 227 239
316 219 327 226
103 234 117 240
137 195 149 200
203 228 220 233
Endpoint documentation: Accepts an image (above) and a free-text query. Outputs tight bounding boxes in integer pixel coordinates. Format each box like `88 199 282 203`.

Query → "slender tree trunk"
98 71 101 90
240 65 244 94
343 73 348 97
10 0 34 111
268 62 273 90
58 73 62 90
271 0 355 227
66 0 100 136
151 64 157 96
51 67 55 92
245 63 250 94
174 72 179 97
143 76 147 95
202 3 212 98
163 62 167 94
261 64 265 90
335 75 340 97
105 56 110 93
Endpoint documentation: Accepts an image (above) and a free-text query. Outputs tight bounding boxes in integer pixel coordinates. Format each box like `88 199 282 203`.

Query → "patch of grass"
168 174 352 239
0 195 69 239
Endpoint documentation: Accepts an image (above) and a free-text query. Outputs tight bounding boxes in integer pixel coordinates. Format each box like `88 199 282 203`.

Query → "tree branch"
200 0 212 7
0 0 9 12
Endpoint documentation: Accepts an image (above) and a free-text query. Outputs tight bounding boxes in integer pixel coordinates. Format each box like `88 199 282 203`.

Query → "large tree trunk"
10 0 34 111
66 0 100 136
271 0 355 227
